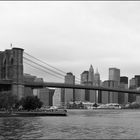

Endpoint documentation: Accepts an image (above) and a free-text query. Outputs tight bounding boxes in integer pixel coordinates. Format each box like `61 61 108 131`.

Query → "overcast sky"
0 1 140 83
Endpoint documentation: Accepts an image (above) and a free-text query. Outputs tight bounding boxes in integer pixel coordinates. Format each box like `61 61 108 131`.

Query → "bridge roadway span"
0 80 140 95
24 81 140 95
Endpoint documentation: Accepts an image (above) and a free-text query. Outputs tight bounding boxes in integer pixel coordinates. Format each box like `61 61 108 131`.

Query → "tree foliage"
0 92 18 109
19 96 43 111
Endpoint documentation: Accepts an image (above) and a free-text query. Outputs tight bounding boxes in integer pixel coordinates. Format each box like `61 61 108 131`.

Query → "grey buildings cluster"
53 65 140 107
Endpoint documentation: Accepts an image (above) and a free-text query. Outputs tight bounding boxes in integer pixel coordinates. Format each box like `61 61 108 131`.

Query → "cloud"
0 1 140 82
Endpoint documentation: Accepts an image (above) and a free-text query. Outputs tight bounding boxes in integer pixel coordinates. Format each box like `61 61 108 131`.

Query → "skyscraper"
129 77 136 103
81 71 88 101
53 88 62 107
94 68 100 86
64 72 75 103
88 65 94 85
107 68 120 104
134 75 140 103
88 65 96 102
94 68 101 103
102 80 118 104
135 75 140 87
118 76 128 104
109 68 120 84
81 71 89 85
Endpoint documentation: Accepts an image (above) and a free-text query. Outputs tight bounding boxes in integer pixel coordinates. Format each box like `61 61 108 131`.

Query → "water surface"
0 109 140 139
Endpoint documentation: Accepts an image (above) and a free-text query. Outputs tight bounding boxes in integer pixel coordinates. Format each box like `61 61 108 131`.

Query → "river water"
0 109 140 139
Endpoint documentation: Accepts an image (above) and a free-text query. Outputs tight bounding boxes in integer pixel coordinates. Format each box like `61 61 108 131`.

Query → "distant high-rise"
102 80 118 104
94 68 101 103
120 76 128 84
64 72 75 103
129 77 136 103
94 68 100 86
135 75 140 87
109 68 120 84
88 65 94 85
135 75 140 103
81 71 89 101
53 88 62 107
80 65 96 102
81 71 89 85
118 76 128 104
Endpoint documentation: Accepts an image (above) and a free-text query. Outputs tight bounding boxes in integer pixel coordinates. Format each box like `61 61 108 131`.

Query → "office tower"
80 71 88 101
134 75 140 103
118 76 128 104
102 81 110 104
94 68 101 103
64 72 75 103
102 80 118 104
109 68 120 84
94 68 100 86
37 88 50 106
81 71 89 85
107 68 120 103
53 88 62 107
88 65 94 85
88 65 96 102
49 89 55 106
135 75 140 87
129 77 136 103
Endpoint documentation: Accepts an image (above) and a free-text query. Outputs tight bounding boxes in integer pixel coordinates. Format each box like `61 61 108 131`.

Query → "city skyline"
0 1 140 82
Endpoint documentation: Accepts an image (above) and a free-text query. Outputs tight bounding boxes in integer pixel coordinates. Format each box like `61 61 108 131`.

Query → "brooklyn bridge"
0 47 140 100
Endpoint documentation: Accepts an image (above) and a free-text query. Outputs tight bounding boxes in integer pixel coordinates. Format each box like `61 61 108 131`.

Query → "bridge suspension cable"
24 52 66 74
24 56 66 77
23 56 80 83
24 61 64 80
23 52 81 83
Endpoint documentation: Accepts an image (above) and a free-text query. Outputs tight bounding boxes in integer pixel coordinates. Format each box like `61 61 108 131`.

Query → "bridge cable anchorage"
23 61 64 80
23 52 81 82
23 57 80 84
24 52 80 83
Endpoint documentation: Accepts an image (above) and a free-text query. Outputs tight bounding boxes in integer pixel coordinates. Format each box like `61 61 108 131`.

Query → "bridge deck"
24 81 140 95
0 80 140 94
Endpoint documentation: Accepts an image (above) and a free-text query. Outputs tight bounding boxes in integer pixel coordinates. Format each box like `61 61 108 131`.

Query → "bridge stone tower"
0 47 24 99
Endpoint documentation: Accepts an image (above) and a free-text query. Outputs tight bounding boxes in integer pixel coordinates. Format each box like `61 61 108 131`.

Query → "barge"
0 109 67 117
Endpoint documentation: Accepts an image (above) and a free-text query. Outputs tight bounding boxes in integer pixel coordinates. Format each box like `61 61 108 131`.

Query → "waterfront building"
53 88 62 107
49 89 55 106
102 81 109 104
109 68 120 84
75 88 85 102
64 72 75 104
34 87 54 107
102 80 118 104
118 76 128 104
134 75 140 103
23 74 35 96
135 75 140 87
129 77 136 103
37 88 49 106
